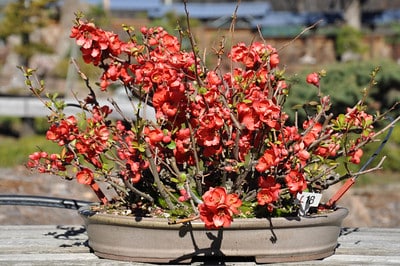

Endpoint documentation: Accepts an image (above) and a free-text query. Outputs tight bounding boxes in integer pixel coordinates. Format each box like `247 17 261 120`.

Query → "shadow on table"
45 225 88 248
340 227 360 236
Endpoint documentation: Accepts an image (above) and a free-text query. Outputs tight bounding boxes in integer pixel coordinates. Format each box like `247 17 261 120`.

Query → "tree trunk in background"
343 0 362 30
103 0 110 11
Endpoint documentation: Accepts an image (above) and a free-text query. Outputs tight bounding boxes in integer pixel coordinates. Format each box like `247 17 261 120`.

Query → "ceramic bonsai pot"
79 205 348 263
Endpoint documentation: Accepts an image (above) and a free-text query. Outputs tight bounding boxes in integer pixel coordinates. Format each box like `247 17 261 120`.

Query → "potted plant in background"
22 7 398 264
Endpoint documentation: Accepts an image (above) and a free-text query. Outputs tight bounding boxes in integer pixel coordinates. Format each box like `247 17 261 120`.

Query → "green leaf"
166 141 176 150
170 178 179 183
157 197 168 209
242 99 252 104
198 87 208 95
54 100 66 110
132 141 146 153
179 173 187 182
334 114 346 129
291 104 304 110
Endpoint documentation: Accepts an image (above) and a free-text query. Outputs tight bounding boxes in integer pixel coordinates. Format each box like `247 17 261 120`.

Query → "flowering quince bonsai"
23 13 399 229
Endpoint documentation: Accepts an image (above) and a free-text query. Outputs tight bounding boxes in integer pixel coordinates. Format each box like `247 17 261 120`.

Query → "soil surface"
1 166 400 227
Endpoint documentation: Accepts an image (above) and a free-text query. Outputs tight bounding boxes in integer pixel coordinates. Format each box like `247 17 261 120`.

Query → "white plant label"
297 192 322 216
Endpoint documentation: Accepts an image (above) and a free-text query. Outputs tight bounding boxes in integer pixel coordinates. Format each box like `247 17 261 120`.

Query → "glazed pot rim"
79 204 348 230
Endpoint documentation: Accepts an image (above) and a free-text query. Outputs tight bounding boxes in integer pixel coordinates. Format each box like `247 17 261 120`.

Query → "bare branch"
278 20 322 53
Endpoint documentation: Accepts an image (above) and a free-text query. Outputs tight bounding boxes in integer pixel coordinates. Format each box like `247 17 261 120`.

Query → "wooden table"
0 225 399 265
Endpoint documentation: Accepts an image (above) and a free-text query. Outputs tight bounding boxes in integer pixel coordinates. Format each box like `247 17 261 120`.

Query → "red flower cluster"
70 21 124 67
199 187 242 229
28 107 112 176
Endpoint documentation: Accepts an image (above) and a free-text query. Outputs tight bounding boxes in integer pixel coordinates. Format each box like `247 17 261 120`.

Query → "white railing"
0 96 156 120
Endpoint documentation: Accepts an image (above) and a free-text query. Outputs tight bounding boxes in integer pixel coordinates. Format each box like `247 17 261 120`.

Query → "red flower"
256 144 286 173
76 168 94 185
285 170 307 194
345 107 374 130
206 71 222 86
199 187 242 229
173 128 192 162
257 176 281 211
237 103 258 131
226 193 242 214
302 121 322 147
71 20 122 66
283 126 301 142
199 203 234 228
46 116 78 146
161 34 180 53
315 142 340 157
269 53 280 68
306 72 320 87
253 100 282 130
178 188 191 202
257 187 280 206
243 49 260 68
144 127 164 145
126 160 142 183
201 187 226 210
349 148 363 164
229 42 247 62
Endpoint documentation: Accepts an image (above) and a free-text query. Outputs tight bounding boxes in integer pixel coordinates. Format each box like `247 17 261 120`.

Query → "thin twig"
70 58 99 106
321 156 387 188
183 0 203 87
145 146 175 209
168 215 200 225
123 178 154 203
278 20 322 53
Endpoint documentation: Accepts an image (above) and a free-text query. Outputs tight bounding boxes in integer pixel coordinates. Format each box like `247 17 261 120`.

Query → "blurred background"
0 0 399 227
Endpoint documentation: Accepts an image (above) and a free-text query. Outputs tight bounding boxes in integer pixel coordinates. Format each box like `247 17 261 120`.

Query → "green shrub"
0 135 60 167
364 122 400 172
335 25 367 59
285 60 400 173
285 60 400 120
51 55 100 80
